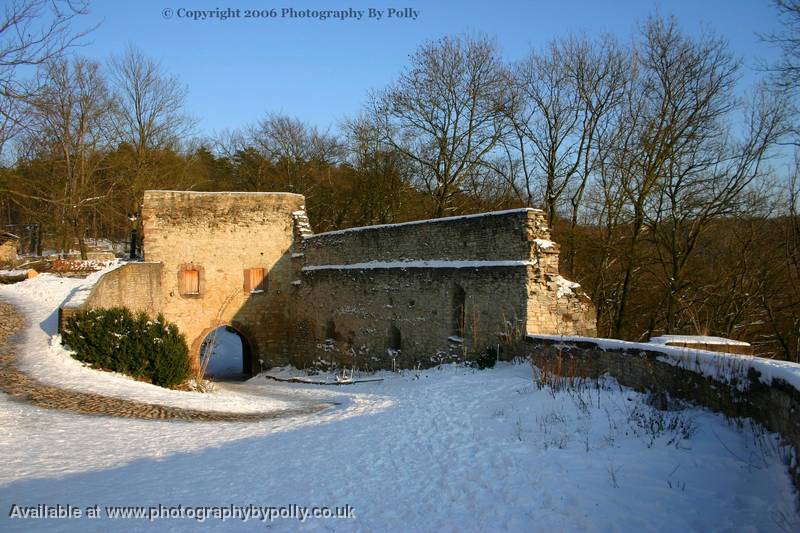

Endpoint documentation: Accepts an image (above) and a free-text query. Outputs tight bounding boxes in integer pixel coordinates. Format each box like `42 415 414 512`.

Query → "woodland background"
1 1 799 360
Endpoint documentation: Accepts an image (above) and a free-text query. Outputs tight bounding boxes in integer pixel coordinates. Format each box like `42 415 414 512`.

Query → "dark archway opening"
200 326 251 381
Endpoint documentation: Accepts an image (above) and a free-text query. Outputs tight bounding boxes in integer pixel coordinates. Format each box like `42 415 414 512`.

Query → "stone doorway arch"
194 325 254 381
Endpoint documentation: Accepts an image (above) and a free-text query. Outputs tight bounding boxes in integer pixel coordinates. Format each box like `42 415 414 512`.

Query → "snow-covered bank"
0 271 296 414
0 364 796 531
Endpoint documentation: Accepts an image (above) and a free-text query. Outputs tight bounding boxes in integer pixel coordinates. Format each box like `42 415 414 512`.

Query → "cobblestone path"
0 299 332 421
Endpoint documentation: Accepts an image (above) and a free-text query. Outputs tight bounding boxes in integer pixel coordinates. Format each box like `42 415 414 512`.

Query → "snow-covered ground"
202 328 246 379
0 271 292 413
1 364 797 531
1 271 798 531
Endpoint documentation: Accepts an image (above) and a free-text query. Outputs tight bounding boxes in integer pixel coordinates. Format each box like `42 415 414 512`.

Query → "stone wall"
142 191 305 374
526 238 595 337
523 335 800 495
289 208 596 368
58 263 162 331
290 265 530 369
302 208 549 265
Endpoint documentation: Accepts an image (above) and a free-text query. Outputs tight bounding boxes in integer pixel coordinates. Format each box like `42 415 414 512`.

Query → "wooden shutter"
245 268 266 293
181 269 200 295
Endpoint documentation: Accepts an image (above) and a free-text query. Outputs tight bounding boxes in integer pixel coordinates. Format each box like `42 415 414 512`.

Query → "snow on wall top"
303 260 533 272
555 275 581 298
528 333 800 393
306 208 541 239
0 269 29 276
60 261 125 309
648 335 751 347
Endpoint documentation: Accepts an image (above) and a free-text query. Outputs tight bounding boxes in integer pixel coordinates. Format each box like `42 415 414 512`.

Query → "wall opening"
452 284 466 338
200 326 248 380
388 324 402 351
325 319 337 340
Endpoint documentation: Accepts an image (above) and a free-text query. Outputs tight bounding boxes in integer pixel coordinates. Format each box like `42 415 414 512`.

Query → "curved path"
0 300 333 422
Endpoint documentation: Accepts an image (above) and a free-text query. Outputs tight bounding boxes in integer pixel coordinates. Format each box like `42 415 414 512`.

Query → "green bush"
61 307 191 388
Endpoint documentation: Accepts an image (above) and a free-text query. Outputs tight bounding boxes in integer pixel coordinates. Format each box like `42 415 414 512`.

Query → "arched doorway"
199 326 250 381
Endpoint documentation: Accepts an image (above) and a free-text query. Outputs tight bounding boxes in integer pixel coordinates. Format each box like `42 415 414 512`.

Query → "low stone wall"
523 335 800 496
58 263 163 331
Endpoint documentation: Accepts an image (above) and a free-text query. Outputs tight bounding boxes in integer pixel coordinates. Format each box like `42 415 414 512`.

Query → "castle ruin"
60 191 596 374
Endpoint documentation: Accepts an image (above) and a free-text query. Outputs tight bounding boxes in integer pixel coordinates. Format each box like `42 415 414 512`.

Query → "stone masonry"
59 191 596 375
293 208 595 369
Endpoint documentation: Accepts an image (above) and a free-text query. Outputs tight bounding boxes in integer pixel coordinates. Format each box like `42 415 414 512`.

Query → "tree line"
0 0 798 360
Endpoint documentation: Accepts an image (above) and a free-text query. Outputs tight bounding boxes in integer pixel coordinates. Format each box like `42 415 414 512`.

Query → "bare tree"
108 46 194 155
342 113 408 225
505 40 582 223
213 129 275 191
500 35 627 275
756 156 800 360
107 46 194 226
370 34 511 217
646 84 789 333
20 57 115 258
763 0 800 94
248 113 340 197
0 0 93 154
607 17 741 337
762 0 800 149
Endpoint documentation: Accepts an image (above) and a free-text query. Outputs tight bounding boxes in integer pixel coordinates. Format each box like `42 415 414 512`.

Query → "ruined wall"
289 208 596 369
142 191 305 374
527 239 596 337
290 265 530 369
58 263 162 331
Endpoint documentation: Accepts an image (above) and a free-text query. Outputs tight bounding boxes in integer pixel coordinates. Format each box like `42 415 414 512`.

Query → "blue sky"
72 0 785 136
